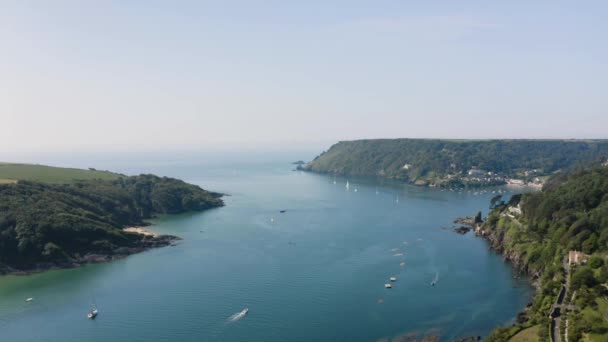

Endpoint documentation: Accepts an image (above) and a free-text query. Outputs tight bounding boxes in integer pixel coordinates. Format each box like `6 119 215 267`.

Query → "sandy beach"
124 227 158 237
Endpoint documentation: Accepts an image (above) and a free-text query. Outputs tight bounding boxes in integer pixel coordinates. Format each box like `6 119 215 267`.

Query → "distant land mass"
0 163 223 274
303 139 608 187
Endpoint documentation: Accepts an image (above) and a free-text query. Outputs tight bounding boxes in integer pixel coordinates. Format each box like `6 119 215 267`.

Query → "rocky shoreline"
450 212 537 339
448 209 541 283
0 234 181 276
473 225 539 331
474 222 541 280
446 213 483 235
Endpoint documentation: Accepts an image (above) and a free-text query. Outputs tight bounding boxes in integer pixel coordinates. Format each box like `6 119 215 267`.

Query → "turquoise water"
0 159 531 341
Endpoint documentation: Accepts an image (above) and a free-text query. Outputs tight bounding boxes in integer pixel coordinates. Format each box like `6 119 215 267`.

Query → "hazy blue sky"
2 1 607 153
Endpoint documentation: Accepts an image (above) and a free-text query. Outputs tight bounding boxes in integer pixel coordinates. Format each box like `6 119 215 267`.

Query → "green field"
584 333 608 342
0 163 122 183
509 325 540 342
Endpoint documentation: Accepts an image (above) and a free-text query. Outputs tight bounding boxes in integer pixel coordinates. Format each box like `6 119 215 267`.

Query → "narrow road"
551 259 571 342
551 291 563 342
552 319 560 342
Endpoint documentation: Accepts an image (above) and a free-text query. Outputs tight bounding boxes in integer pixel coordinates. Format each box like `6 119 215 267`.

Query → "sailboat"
333 177 337 185
345 181 350 190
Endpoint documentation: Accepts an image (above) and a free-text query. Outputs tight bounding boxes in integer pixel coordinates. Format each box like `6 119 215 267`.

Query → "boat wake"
227 308 249 322
431 272 439 286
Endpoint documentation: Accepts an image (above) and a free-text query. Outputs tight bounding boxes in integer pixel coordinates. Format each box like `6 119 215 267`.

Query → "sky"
1 1 607 154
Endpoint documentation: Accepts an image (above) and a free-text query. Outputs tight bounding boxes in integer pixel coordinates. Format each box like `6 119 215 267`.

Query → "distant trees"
306 139 608 185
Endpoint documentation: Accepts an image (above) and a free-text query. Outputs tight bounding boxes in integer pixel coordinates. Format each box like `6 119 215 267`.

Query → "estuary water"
0 155 532 342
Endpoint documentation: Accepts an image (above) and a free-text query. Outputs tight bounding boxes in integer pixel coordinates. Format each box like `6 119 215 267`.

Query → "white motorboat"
87 306 98 320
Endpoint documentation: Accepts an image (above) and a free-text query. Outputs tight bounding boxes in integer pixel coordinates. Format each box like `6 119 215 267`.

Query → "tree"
42 242 64 259
474 211 483 224
571 267 597 290
588 255 604 269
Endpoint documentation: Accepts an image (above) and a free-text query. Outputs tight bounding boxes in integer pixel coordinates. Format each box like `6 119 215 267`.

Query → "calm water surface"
0 158 532 341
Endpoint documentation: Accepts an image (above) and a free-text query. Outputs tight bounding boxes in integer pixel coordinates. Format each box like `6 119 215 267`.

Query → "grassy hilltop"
0 162 121 184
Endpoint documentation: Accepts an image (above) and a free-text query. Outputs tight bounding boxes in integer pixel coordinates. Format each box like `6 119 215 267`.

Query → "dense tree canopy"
484 166 608 341
0 175 223 270
305 139 608 186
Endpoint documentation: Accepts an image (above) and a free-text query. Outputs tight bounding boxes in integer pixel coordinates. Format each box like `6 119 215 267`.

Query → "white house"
468 169 486 177
568 250 588 265
507 179 525 186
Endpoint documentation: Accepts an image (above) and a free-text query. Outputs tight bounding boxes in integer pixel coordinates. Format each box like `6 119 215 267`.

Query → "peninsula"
0 163 223 275
303 139 608 188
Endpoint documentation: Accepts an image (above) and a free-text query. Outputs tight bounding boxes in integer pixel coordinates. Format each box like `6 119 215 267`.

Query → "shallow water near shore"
0 156 532 342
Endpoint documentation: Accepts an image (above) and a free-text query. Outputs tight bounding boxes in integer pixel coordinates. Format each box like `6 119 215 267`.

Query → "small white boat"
345 181 350 190
87 306 98 320
384 283 392 289
431 272 439 286
25 297 34 302
229 307 249 321
390 276 397 282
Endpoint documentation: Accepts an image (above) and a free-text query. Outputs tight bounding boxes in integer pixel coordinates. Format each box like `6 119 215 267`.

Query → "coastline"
300 167 544 190
0 232 180 276
473 220 540 282
470 218 541 338
450 213 538 338
0 171 225 278
451 212 539 284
